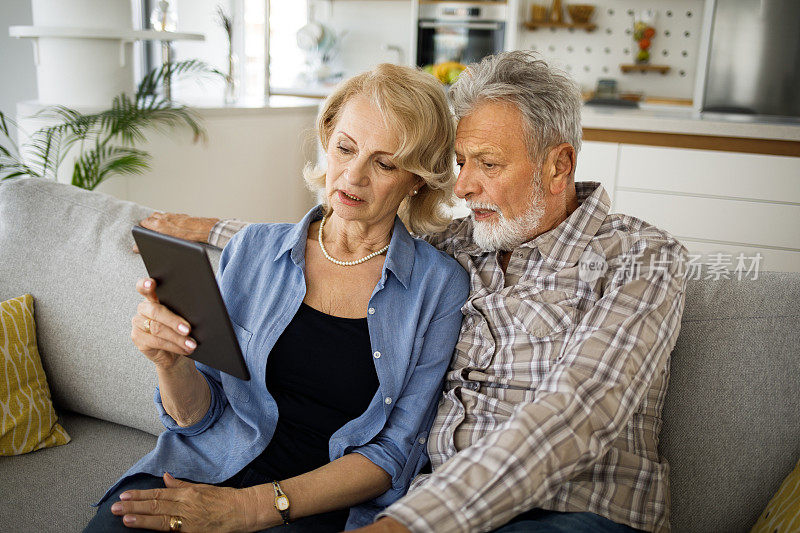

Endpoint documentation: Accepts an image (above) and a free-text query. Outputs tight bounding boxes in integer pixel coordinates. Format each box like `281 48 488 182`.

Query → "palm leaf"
136 59 221 106
0 110 12 140
2 170 30 179
72 143 150 190
0 110 40 180
2 60 213 187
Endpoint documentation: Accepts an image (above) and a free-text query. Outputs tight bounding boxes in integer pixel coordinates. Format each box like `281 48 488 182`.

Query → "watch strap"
272 480 291 525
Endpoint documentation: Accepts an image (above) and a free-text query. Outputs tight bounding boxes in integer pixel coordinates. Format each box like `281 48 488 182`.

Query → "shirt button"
384 397 392 405
368 307 375 315
418 437 426 444
373 351 381 359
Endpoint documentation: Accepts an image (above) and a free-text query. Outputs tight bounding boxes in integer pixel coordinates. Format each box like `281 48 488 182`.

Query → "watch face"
276 495 290 511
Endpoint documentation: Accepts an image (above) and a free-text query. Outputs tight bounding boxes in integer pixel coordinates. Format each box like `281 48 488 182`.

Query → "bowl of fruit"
424 61 467 85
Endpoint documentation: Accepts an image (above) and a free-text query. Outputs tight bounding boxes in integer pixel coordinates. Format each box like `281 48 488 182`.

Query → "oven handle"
419 21 502 31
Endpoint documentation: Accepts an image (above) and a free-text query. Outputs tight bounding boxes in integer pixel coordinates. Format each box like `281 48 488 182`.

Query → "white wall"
95 106 320 224
0 0 37 141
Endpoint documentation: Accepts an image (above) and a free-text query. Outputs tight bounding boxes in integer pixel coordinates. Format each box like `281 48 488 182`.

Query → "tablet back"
131 225 250 380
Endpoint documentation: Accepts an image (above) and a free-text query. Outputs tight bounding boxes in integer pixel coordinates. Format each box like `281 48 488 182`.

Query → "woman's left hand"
110 473 259 532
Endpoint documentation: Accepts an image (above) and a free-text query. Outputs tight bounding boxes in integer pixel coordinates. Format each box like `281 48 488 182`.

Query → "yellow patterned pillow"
751 458 800 533
0 294 70 455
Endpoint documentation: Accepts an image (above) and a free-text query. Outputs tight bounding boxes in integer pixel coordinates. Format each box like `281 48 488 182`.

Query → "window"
241 0 268 101
266 1 308 92
134 0 310 102
241 0 309 96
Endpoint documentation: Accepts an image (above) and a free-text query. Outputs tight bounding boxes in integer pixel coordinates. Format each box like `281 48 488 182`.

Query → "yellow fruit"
432 61 466 83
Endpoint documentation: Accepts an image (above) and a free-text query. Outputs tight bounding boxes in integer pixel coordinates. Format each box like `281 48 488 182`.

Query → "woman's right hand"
131 278 197 370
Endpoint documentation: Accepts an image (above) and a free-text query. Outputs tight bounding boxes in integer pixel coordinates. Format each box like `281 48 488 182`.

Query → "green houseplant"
0 60 219 190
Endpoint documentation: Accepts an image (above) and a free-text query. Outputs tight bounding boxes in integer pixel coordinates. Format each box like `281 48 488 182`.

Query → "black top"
248 302 379 481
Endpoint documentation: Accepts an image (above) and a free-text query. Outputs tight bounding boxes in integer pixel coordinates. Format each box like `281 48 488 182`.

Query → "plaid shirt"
208 183 687 532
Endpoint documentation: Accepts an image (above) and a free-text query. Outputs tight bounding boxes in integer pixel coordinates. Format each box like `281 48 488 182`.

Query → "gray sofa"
0 177 798 532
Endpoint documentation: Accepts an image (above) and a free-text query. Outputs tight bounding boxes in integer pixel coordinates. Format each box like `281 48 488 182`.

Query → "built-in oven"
416 2 506 67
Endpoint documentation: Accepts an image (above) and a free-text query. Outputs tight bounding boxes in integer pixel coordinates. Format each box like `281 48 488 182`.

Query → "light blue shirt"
100 206 469 529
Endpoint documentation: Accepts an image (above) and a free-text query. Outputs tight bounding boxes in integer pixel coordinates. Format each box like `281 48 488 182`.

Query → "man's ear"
546 143 576 196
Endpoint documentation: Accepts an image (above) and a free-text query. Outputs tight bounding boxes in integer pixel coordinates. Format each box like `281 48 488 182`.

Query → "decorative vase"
633 9 657 64
150 0 177 100
224 52 239 104
150 0 177 32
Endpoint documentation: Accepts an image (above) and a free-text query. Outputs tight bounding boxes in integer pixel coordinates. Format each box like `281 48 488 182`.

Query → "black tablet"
131 225 250 381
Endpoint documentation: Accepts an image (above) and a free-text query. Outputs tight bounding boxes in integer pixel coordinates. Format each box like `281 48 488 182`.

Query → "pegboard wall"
516 0 706 99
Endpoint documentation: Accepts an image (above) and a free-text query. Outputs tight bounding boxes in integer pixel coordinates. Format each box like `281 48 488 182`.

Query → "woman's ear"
410 177 425 197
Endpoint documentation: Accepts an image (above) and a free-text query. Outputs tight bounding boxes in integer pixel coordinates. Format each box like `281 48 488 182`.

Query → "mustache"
466 201 502 212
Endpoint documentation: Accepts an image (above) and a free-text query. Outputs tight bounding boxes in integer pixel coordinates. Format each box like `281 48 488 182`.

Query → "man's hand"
134 212 220 252
349 517 411 533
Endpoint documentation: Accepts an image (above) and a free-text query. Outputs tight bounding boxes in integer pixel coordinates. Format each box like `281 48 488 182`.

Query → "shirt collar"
527 182 610 268
274 205 415 289
273 205 322 264
459 181 610 267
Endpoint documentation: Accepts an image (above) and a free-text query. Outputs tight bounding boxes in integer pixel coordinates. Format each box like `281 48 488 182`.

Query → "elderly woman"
85 64 469 532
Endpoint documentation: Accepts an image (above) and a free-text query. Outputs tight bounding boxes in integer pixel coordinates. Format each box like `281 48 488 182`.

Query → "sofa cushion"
750 457 800 533
0 410 158 532
0 178 219 436
661 272 800 532
0 294 71 455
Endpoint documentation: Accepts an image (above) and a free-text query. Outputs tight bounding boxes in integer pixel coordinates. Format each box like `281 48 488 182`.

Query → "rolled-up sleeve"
153 367 227 436
208 219 249 249
151 228 247 436
353 275 468 504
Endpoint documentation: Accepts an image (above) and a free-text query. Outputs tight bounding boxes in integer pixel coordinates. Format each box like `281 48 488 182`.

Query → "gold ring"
142 318 151 335
169 515 182 531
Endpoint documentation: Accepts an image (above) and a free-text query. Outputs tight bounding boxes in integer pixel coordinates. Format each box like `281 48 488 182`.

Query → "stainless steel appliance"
703 0 800 117
416 2 506 67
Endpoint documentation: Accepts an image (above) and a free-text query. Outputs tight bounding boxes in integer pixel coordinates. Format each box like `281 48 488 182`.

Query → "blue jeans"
491 508 642 532
84 469 348 532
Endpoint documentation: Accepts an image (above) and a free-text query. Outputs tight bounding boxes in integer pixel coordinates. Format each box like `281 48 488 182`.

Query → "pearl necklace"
318 214 390 266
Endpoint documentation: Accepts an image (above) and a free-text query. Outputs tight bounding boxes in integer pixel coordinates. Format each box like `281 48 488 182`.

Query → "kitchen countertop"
185 96 321 117
582 104 800 143
237 91 800 143
18 96 800 144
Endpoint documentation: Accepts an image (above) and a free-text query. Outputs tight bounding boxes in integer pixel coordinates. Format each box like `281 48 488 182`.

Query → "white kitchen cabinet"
616 145 800 203
612 144 800 273
615 188 800 245
575 140 619 207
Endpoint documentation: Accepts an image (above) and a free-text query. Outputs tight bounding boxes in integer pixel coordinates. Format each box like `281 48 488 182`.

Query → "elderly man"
141 51 687 532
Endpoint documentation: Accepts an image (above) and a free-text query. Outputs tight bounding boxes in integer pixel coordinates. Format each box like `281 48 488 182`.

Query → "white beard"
468 176 546 252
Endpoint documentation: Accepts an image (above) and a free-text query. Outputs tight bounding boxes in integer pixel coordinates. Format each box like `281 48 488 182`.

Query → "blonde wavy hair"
303 63 456 235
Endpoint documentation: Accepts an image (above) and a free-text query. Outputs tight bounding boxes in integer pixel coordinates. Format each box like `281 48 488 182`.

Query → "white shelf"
9 26 204 42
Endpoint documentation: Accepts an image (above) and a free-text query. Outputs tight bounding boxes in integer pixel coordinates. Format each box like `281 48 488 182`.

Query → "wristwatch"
272 480 291 525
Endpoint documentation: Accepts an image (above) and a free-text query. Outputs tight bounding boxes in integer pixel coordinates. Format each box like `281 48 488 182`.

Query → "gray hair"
449 50 582 164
